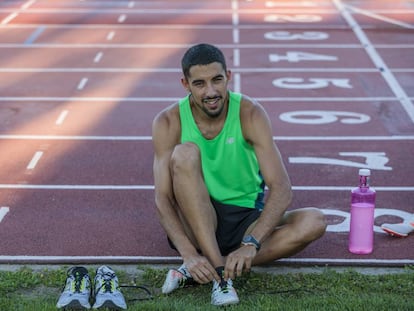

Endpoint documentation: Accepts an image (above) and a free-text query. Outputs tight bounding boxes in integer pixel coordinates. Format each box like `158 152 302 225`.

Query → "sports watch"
241 234 261 251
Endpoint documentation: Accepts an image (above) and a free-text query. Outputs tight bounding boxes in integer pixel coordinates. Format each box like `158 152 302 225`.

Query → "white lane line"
0 67 388 73
0 207 10 223
0 96 401 102
233 73 241 93
1 13 18 25
233 49 240 67
348 5 414 29
0 255 411 265
55 110 68 125
93 51 103 63
1 134 414 141
0 184 412 191
106 31 115 40
77 77 88 90
232 29 240 43
0 43 375 48
21 0 36 10
27 151 43 170
128 1 135 8
333 0 414 123
118 14 127 23
0 135 412 141
1 0 36 24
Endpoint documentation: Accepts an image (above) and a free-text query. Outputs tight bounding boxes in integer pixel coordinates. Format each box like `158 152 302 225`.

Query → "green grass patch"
0 265 413 310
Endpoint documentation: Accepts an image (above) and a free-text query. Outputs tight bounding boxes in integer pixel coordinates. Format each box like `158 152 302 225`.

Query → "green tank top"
179 91 264 209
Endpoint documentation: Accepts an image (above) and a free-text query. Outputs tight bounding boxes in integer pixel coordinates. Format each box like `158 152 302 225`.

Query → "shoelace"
215 280 230 293
70 269 88 293
96 272 116 294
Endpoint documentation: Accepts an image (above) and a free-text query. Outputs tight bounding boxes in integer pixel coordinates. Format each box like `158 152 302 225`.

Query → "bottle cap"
359 169 371 176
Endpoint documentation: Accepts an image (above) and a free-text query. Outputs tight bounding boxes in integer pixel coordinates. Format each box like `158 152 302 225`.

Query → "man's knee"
300 208 327 241
170 142 201 173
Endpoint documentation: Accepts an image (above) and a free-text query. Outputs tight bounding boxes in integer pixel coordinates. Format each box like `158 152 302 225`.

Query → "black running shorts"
168 198 262 256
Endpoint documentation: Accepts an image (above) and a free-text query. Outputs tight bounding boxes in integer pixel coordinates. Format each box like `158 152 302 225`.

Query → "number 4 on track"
269 51 338 63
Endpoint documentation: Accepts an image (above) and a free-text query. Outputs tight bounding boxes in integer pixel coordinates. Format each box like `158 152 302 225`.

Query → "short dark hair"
181 43 227 79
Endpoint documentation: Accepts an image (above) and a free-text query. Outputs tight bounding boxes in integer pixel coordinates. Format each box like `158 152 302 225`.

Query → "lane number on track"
279 111 370 125
264 31 329 40
289 152 392 171
269 51 338 63
321 208 413 233
272 78 352 89
264 14 321 23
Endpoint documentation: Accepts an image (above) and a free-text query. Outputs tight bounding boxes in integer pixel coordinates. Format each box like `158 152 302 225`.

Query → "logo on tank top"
226 137 235 144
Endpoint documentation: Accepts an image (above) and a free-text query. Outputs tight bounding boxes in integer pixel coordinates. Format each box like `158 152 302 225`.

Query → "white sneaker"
56 266 92 309
92 265 127 310
211 278 239 306
381 220 414 238
162 264 194 294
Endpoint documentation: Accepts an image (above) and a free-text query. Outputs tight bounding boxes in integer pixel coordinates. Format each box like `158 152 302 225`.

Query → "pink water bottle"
348 169 376 254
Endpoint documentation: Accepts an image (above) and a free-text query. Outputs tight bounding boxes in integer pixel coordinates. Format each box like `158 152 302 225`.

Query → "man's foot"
56 266 92 309
211 278 239 306
162 264 194 294
381 220 414 238
92 265 127 310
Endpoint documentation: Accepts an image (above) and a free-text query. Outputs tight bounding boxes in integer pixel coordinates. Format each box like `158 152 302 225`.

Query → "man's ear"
181 77 190 92
226 70 232 81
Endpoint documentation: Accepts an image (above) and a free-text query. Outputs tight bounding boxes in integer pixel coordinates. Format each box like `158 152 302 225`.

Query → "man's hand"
224 245 257 280
184 255 221 284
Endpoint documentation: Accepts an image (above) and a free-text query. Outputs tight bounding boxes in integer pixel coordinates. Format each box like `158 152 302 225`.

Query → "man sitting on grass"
152 43 327 306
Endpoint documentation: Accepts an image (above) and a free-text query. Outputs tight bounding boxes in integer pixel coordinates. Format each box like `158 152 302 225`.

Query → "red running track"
0 0 413 266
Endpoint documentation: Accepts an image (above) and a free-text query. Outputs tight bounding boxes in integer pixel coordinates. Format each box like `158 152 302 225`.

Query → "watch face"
242 235 260 250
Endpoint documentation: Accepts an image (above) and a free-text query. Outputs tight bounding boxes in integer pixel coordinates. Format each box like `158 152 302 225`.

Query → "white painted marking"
0 184 154 190
0 67 384 73
27 151 43 170
0 184 412 191
0 0 35 25
290 152 392 171
0 67 382 73
280 111 370 125
21 0 36 10
348 5 414 29
106 31 115 41
233 73 241 93
0 96 400 102
0 43 387 49
265 30 329 41
0 135 413 141
77 77 88 90
0 255 411 265
233 49 240 67
333 0 414 123
55 110 68 125
231 0 239 24
266 1 317 7
0 207 10 223
1 13 18 25
232 29 240 43
128 1 135 8
93 52 103 63
118 14 127 23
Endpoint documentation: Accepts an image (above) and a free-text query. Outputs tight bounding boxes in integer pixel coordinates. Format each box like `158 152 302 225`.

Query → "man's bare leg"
170 142 225 269
251 207 326 265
